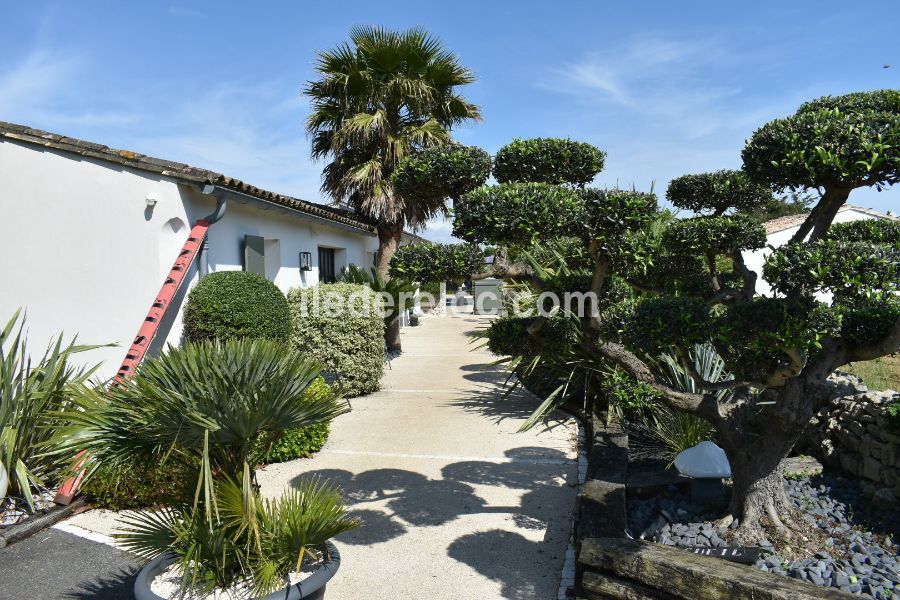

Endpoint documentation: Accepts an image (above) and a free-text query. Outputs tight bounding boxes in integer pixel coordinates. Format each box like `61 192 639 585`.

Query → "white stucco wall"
0 139 378 381
742 210 881 298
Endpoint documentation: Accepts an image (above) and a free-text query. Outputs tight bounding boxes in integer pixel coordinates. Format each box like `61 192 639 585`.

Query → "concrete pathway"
65 308 580 599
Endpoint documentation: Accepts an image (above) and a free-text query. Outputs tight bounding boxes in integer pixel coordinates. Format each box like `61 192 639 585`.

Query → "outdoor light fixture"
299 251 312 271
145 192 159 207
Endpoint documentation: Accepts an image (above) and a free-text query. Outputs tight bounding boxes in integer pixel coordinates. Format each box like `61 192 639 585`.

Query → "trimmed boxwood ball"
183 271 291 343
662 214 766 255
666 170 772 215
288 283 385 397
391 145 491 203
493 138 605 186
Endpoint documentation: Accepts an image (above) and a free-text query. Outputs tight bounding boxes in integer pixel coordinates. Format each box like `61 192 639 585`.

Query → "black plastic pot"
134 541 341 600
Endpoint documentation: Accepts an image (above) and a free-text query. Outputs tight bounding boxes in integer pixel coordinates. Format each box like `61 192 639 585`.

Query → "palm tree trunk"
376 226 402 282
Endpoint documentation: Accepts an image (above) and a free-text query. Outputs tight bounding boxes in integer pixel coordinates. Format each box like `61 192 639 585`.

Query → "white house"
0 121 414 379
744 204 899 297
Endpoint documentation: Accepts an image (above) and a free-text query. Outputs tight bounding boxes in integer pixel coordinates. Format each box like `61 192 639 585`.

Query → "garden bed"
624 420 899 599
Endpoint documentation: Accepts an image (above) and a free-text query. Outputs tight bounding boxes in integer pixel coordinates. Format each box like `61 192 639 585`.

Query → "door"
318 247 336 283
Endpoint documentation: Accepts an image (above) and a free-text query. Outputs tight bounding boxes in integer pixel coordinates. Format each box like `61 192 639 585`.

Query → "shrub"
183 271 291 343
288 283 385 396
81 459 197 511
255 378 333 463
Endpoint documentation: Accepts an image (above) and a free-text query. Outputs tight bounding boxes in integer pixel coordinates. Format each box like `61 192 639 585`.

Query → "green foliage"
184 271 291 343
493 138 606 186
82 459 198 511
391 145 492 203
885 399 900 433
117 476 359 595
742 90 900 191
576 189 659 258
600 369 658 418
484 314 580 360
62 340 353 595
305 26 480 228
662 214 766 256
649 406 717 464
338 264 416 328
390 242 484 283
455 182 582 245
61 339 347 483
259 423 330 464
666 170 773 215
764 239 899 298
714 298 840 381
288 283 385 396
0 310 102 510
845 355 900 392
835 295 900 345
625 298 712 354
825 218 900 245
255 378 333 464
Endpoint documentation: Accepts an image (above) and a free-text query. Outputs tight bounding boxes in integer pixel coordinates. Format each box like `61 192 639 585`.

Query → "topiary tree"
393 91 900 546
742 89 900 242
183 271 291 343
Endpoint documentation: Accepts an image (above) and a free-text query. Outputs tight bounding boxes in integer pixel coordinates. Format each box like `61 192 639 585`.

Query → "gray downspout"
198 184 228 279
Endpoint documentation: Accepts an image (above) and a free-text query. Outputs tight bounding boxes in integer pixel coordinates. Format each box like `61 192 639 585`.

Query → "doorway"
318 247 336 283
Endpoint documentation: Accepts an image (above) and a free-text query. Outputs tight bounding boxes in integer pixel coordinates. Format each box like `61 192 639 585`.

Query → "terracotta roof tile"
763 204 898 234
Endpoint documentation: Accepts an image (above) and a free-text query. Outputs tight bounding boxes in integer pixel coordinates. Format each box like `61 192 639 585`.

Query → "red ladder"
54 219 211 504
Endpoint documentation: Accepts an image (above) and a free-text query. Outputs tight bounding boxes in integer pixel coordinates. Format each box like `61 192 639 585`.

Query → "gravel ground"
629 474 899 598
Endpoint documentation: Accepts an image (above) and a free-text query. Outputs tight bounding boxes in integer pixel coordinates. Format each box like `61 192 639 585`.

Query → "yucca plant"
58 339 355 595
0 310 102 509
649 342 727 463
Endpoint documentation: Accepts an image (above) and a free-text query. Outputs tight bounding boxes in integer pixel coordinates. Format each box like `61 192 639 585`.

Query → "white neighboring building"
744 205 899 298
0 121 408 379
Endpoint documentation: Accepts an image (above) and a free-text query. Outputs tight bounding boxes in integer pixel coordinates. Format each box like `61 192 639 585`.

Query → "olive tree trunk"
714 381 819 543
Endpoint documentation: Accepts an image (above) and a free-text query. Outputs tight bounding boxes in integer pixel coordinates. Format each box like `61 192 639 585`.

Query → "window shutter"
243 235 265 275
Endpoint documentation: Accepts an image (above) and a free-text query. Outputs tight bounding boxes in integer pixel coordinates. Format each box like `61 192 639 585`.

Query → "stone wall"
801 372 899 507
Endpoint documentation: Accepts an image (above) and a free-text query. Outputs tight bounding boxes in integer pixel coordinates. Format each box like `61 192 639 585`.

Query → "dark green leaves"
825 218 900 245
662 214 766 255
184 271 291 343
391 145 491 203
764 239 899 298
742 90 900 191
493 138 606 186
390 242 485 282
624 297 711 354
666 170 772 215
454 182 582 245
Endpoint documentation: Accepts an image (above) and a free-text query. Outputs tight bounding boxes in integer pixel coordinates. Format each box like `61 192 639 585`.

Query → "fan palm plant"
305 26 481 283
0 310 102 510
57 339 355 595
59 339 349 494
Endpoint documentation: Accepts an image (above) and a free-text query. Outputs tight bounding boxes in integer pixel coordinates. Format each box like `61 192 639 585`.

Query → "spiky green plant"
0 310 102 509
649 342 726 463
58 339 354 595
116 476 359 595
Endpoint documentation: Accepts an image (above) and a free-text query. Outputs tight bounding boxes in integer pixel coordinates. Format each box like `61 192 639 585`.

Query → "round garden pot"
134 541 341 600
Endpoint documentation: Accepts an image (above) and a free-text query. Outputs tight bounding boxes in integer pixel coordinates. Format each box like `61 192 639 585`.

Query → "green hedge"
288 283 385 396
183 271 291 342
83 459 197 511
255 377 333 463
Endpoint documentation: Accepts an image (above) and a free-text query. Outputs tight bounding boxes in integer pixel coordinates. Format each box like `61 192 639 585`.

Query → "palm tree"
305 26 481 282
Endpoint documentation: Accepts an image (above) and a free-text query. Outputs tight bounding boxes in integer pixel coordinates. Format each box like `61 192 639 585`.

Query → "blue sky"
2 1 897 241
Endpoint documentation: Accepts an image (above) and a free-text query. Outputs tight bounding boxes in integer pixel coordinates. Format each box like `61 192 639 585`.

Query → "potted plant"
59 339 358 599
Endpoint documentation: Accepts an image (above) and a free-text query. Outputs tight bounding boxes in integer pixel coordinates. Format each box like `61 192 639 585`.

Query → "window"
318 247 336 283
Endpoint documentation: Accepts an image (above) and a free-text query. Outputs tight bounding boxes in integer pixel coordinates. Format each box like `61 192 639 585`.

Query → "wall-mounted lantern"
299 251 312 271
